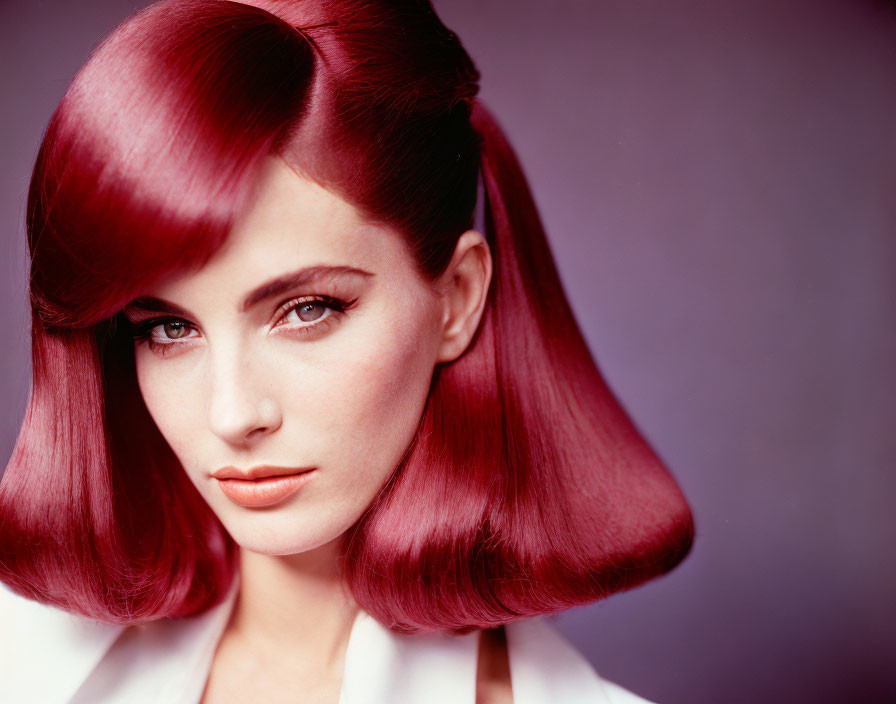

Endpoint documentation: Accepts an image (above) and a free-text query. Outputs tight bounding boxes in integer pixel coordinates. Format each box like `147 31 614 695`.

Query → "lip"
211 465 316 481
215 469 316 508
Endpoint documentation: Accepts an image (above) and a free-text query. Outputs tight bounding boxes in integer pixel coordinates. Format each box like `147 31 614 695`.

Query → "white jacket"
0 576 655 704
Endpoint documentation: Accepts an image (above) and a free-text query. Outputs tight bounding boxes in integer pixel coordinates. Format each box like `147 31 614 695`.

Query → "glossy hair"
0 0 693 633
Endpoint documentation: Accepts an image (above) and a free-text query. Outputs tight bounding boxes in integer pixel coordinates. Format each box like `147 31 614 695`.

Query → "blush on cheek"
329 324 434 461
135 365 194 456
374 318 436 410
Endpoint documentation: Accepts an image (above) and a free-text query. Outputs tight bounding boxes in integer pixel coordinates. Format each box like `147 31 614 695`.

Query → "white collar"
1 576 636 704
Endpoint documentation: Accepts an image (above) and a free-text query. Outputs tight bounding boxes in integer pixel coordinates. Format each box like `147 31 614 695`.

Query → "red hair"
0 0 693 634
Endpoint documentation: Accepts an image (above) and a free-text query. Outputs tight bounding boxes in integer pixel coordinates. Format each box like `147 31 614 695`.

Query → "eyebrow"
123 265 374 319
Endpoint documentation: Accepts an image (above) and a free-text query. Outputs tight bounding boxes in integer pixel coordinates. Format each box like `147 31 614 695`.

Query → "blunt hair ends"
0 0 693 633
339 100 693 633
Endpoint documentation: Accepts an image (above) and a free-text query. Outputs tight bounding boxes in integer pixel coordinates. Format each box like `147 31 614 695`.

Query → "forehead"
222 156 389 271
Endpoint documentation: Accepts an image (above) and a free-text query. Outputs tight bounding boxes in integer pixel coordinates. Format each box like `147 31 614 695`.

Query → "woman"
0 1 694 702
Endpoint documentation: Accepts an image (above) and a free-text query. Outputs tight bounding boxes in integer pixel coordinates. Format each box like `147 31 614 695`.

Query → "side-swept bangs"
28 0 314 327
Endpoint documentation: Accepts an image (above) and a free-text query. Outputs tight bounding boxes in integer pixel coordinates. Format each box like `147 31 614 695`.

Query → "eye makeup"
127 293 359 358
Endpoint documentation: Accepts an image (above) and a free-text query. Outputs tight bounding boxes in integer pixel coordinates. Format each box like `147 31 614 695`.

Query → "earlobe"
436 229 493 364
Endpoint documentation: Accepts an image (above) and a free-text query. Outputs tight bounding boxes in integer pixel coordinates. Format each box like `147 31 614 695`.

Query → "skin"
122 155 504 703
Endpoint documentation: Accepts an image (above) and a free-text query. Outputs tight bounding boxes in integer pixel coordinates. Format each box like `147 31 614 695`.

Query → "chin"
218 505 354 557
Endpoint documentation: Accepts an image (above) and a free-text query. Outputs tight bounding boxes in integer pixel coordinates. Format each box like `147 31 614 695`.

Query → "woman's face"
123 156 446 556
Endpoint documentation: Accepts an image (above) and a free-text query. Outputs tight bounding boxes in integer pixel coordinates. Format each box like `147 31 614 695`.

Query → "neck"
223 540 360 678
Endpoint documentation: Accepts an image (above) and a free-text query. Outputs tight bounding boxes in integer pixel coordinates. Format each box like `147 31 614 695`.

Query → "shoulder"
0 577 239 704
504 616 659 704
0 578 126 659
0 580 126 704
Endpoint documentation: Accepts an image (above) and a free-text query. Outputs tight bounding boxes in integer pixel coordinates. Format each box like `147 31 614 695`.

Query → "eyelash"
129 294 355 357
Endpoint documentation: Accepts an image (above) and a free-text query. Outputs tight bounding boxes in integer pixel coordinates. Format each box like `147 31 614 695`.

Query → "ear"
435 229 493 364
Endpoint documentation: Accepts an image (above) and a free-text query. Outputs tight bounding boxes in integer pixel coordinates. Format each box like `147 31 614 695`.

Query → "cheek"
134 352 201 467
314 297 437 483
340 331 428 430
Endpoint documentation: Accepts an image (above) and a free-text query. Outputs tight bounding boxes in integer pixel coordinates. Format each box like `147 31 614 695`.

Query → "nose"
206 347 282 446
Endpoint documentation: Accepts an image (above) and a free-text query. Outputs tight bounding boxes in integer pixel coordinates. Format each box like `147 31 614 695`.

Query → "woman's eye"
159 321 192 339
129 319 200 356
273 295 352 338
282 300 330 325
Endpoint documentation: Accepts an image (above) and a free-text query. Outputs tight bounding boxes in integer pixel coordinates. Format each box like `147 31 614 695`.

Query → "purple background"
2 1 895 702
